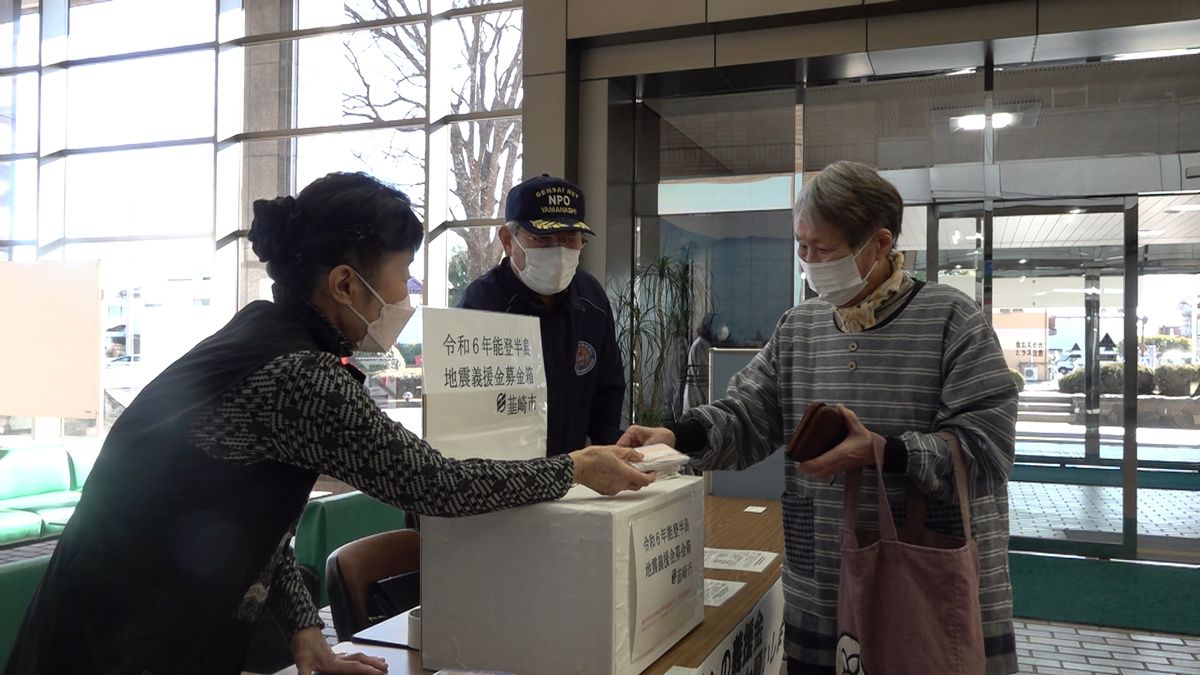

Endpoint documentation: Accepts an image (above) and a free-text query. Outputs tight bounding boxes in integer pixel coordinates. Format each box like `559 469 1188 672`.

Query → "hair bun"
249 196 299 264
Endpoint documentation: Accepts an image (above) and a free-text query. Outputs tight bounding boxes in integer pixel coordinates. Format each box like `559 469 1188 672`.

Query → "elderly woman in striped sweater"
621 160 1019 675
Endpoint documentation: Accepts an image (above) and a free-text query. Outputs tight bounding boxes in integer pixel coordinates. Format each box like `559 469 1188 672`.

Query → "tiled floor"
1010 482 1200 540
1013 619 1200 674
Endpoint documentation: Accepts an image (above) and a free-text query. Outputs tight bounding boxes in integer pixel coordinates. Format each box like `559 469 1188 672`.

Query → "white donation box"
421 476 706 674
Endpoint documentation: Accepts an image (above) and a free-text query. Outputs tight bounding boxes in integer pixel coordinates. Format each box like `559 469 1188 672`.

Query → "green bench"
0 445 99 547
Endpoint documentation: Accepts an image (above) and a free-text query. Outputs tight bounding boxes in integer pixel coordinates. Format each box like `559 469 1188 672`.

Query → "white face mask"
512 236 581 296
799 241 880 307
347 270 415 353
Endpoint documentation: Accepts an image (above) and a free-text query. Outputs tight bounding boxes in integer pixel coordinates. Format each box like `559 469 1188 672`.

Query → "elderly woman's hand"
797 405 885 478
570 445 657 496
617 425 676 449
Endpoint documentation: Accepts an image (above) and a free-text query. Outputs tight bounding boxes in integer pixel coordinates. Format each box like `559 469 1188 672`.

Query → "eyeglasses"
520 232 587 250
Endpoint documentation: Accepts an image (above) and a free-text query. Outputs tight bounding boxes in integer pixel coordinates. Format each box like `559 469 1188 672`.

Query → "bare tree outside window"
342 0 523 304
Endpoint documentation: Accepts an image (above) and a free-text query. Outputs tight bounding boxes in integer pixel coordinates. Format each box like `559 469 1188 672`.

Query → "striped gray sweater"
684 281 1019 674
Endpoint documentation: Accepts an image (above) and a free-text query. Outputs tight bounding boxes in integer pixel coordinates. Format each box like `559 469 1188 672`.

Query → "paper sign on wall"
422 308 547 461
630 494 703 661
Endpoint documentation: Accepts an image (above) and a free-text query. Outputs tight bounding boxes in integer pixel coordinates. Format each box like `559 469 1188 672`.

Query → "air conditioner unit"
1023 366 1037 380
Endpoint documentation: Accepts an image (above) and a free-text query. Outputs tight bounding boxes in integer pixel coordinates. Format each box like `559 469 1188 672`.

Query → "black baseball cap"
504 174 593 235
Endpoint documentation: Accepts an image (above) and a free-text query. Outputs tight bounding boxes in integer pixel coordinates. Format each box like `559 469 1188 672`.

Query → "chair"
325 529 420 641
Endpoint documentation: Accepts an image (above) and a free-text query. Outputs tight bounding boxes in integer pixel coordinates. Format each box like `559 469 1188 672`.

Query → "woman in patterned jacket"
6 172 653 675
621 161 1019 674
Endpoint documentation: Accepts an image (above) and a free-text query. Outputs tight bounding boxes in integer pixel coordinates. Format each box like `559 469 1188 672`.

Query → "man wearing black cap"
459 174 625 457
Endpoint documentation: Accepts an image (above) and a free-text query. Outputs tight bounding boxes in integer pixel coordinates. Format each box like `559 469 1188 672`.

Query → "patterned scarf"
834 250 911 333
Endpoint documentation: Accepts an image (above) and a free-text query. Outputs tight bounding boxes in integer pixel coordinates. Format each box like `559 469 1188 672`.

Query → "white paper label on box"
703 579 746 607
694 578 785 675
630 494 703 661
703 548 778 573
422 308 547 460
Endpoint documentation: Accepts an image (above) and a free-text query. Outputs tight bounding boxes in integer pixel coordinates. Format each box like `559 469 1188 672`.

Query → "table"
272 496 783 675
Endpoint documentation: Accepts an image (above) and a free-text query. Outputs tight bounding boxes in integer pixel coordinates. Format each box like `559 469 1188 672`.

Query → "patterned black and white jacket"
190 304 576 636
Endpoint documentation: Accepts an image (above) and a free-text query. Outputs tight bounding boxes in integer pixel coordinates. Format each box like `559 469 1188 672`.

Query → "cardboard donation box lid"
421 476 706 674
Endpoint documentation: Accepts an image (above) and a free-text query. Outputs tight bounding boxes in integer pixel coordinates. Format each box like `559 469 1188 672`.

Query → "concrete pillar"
239 0 295 307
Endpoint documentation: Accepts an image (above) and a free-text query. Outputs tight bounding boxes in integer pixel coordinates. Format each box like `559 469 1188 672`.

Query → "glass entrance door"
930 199 1135 557
931 196 1200 562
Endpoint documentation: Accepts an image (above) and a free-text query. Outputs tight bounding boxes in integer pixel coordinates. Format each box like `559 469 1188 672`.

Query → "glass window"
658 175 793 215
297 0 427 31
0 158 36 240
67 51 216 148
989 202 1127 547
444 117 521 220
445 10 522 114
658 210 794 348
449 0 511 7
1134 195 1200 560
893 206 928 281
935 214 982 300
655 90 796 180
444 225 503 307
296 23 428 130
64 145 215 238
68 0 215 60
804 73 984 171
64 239 216 427
995 55 1200 161
0 244 33 261
0 72 38 154
294 128 426 211
0 0 39 69
349 253 425 426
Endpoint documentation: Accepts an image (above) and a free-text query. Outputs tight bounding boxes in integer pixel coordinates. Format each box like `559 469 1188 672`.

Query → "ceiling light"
1018 259 1027 264
1112 48 1200 61
1164 204 1200 213
938 102 1040 132
1069 208 1084 214
1138 229 1165 237
945 67 977 76
954 264 963 270
954 114 986 131
951 112 1022 131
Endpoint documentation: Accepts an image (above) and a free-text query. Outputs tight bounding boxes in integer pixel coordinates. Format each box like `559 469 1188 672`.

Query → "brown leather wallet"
787 401 849 463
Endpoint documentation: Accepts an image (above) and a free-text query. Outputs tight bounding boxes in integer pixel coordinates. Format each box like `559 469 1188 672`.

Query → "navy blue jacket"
459 258 625 456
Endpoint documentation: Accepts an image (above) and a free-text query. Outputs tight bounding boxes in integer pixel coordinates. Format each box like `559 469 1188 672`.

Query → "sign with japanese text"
630 493 704 660
693 578 785 675
422 308 547 461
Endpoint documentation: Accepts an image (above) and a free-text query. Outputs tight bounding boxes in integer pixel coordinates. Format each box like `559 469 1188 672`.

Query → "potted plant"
609 255 706 426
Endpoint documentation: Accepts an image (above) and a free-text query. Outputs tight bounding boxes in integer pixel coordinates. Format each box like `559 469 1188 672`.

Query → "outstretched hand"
617 425 676 449
570 445 657 496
